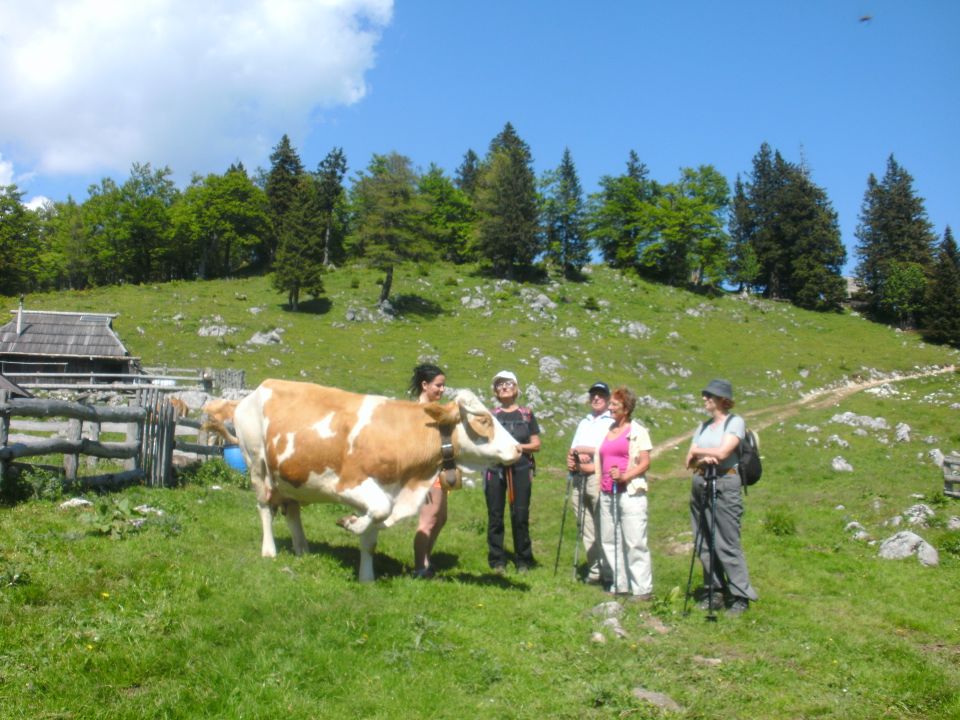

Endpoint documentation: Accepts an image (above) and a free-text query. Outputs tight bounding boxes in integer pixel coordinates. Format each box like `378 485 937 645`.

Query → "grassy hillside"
7 263 957 467
3 264 960 718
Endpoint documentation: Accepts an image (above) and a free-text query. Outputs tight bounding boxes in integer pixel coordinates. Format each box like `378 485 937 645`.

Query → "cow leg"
357 525 379 583
258 502 278 558
284 501 309 556
337 478 394 535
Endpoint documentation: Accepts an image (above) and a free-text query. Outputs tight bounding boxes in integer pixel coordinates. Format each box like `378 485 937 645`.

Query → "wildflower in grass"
101 592 110 599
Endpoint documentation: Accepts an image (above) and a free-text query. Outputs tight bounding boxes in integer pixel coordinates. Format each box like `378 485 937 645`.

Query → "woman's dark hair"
611 386 637 418
408 363 445 397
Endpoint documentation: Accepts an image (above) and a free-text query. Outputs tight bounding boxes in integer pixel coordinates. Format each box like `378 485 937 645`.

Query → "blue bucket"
223 445 247 472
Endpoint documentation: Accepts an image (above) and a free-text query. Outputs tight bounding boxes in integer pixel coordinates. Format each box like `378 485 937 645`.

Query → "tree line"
1 123 956 345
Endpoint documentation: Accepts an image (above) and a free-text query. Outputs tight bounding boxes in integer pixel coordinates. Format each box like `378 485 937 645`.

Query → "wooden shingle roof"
0 310 131 359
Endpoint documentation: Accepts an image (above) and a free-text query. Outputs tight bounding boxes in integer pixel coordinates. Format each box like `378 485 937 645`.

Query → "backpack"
725 415 762 487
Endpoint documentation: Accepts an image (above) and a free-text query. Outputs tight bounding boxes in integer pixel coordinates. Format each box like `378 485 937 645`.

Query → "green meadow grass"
2 264 960 718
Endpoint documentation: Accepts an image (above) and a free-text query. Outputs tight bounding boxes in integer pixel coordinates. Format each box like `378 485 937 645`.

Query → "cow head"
424 390 521 470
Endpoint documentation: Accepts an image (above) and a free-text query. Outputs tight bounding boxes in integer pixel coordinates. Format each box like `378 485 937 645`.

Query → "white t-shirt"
570 410 614 461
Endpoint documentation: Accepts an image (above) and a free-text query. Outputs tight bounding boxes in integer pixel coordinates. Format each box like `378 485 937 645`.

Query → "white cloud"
0 0 392 178
0 153 13 185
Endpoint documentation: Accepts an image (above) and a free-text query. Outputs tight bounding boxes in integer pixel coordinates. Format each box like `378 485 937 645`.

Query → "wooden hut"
0 301 138 386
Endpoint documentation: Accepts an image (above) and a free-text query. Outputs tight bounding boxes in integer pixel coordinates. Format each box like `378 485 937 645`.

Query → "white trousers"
598 490 652 595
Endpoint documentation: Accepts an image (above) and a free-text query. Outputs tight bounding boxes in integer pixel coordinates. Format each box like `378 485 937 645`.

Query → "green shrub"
763 506 798 536
583 296 600 311
176 458 247 489
940 536 960 557
0 466 63 504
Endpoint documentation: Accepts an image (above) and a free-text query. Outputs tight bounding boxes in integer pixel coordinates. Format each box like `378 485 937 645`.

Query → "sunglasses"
495 380 516 389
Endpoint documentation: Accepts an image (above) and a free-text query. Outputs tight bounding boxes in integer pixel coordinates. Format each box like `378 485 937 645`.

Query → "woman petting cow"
409 363 450 579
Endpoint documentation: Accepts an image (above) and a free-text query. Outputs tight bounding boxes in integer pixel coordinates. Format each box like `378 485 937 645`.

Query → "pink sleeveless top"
599 430 630 494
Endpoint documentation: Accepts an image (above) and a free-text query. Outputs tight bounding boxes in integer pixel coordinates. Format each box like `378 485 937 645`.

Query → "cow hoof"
336 514 359 530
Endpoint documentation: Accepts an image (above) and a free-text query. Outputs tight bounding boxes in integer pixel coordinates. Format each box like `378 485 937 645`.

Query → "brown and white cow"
233 379 521 581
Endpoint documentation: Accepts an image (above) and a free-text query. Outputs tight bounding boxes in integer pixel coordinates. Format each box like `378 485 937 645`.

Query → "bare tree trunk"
379 266 393 304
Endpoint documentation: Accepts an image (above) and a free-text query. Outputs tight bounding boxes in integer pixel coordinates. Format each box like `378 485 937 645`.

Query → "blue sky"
2 1 957 273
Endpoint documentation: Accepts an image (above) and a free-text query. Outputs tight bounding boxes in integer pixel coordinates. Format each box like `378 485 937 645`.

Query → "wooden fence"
0 389 224 492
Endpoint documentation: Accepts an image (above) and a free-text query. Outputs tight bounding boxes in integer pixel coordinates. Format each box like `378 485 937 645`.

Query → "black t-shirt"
494 407 540 472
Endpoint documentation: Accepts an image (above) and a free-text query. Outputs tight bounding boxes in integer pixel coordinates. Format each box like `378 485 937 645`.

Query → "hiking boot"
412 567 435 580
698 593 724 611
491 564 506 575
727 597 749 616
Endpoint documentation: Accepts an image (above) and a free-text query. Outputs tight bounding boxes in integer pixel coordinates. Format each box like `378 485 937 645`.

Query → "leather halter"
438 426 461 490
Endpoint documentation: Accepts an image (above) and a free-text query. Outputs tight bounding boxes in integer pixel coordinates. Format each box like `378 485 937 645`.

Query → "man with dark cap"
567 381 613 584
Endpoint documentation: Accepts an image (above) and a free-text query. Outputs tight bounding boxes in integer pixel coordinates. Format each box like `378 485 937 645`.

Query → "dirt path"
650 365 957 471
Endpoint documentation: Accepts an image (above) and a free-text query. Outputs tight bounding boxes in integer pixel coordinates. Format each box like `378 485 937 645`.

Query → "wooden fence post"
63 417 81 483
125 396 139 472
85 419 101 469
0 390 9 492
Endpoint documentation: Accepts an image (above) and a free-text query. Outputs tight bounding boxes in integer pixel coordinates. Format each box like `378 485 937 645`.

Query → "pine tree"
728 176 759 292
314 147 348 266
737 143 846 310
264 134 305 262
272 175 325 310
922 226 960 346
855 154 936 322
455 149 481 197
786 171 847 311
541 148 589 278
473 123 541 277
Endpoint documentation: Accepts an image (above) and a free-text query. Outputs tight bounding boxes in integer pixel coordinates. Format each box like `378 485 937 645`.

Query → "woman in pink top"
593 386 654 599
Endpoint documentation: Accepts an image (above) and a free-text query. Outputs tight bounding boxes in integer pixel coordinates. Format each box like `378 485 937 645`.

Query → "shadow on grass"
275 538 530 589
279 297 333 315
390 294 443 318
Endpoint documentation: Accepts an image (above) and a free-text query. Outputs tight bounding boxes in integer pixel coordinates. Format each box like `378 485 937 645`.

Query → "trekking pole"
683 507 705 616
553 472 573 575
572 473 586 581
705 465 719 623
612 474 620 595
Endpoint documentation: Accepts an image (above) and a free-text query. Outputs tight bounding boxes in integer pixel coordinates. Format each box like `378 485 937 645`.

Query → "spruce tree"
728 176 759 292
264 134 305 262
455 149 481 197
541 148 589 278
737 143 845 310
855 154 936 321
473 123 541 277
315 147 348 266
922 226 960 346
272 175 325 311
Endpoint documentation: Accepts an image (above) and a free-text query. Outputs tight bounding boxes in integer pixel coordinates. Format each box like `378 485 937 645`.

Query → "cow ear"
467 412 495 440
424 401 460 426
